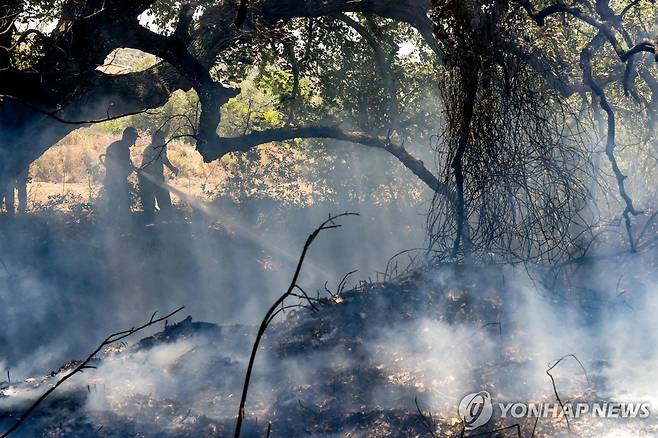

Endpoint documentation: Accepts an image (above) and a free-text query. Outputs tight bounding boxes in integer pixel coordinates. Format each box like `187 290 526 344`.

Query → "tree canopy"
1 0 657 263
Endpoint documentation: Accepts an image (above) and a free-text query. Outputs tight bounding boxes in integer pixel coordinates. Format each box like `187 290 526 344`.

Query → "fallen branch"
0 306 184 438
234 212 358 438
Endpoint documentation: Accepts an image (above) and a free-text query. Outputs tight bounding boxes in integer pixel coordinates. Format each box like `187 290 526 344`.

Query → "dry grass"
32 129 208 184
22 125 427 215
25 127 331 212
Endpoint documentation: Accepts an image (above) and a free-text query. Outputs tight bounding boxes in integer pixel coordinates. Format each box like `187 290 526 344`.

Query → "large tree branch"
0 63 191 183
581 31 641 251
262 0 431 25
517 0 657 63
200 125 455 203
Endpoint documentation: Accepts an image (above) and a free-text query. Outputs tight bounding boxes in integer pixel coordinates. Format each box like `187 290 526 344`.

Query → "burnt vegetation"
1 0 658 437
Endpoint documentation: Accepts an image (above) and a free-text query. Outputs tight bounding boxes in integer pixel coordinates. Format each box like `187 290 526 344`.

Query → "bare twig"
0 306 184 438
545 353 589 432
234 213 358 437
414 397 438 438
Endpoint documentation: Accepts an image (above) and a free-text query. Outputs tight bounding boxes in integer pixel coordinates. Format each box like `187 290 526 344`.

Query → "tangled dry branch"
428 2 598 264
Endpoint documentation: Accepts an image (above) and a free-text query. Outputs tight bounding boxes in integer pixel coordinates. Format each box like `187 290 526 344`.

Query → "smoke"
3 155 658 438
0 138 428 377
3 253 658 435
2 121 658 437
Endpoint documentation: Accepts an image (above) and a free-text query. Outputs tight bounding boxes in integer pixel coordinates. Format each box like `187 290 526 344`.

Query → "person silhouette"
101 127 139 219
139 131 179 222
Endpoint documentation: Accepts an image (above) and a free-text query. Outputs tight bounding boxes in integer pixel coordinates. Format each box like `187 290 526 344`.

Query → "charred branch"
0 62 191 184
0 307 184 438
545 353 590 432
234 213 358 438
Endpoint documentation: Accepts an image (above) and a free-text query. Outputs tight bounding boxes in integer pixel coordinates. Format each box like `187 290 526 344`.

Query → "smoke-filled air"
2 1 658 437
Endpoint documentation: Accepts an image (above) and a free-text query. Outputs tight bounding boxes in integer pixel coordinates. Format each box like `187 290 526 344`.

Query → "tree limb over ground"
201 125 456 203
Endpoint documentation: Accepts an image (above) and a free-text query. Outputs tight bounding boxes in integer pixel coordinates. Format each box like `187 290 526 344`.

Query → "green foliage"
221 73 284 135
147 0 185 34
255 69 294 106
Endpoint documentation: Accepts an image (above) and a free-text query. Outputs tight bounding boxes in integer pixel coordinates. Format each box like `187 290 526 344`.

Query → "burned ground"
2 258 657 437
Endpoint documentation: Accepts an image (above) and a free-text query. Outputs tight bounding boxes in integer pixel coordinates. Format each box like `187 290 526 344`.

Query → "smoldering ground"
3 251 658 436
1 107 656 438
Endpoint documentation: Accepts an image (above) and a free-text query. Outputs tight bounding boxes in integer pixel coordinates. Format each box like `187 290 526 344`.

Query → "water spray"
138 171 334 279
